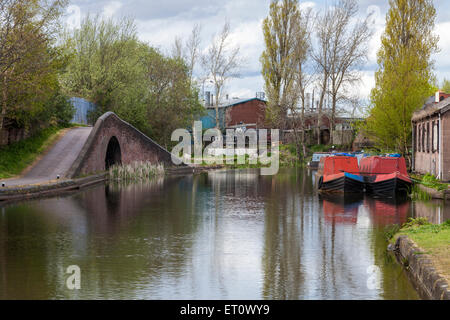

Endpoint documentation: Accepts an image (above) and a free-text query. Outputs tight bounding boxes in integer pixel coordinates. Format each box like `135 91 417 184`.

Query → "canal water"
1 168 448 299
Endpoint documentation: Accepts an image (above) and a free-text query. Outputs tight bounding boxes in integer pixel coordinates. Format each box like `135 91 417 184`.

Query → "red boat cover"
359 156 408 176
318 156 359 176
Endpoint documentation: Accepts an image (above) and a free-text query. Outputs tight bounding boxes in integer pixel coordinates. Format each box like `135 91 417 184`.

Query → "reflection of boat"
320 193 363 224
316 155 364 193
308 152 331 169
364 197 410 226
359 155 411 197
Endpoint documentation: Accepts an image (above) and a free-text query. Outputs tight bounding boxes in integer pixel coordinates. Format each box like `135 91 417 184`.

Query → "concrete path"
1 127 92 187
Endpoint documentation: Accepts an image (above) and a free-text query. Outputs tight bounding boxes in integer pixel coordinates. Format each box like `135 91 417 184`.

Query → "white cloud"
102 1 123 19
66 5 82 29
299 2 316 11
64 0 450 101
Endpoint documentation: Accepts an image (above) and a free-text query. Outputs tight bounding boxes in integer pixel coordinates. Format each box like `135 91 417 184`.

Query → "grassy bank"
412 173 449 191
0 126 69 179
393 218 450 284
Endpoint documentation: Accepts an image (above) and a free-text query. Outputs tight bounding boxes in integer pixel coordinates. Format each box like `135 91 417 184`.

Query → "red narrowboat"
316 155 365 193
359 155 411 197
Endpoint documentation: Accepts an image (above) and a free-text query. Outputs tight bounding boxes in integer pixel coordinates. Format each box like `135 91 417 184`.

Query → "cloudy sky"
64 0 450 103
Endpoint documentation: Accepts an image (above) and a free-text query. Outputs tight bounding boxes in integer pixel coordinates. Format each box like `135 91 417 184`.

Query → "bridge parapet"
67 112 176 178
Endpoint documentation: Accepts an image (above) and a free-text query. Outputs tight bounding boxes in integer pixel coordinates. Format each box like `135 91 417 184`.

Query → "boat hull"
365 173 411 197
319 173 365 193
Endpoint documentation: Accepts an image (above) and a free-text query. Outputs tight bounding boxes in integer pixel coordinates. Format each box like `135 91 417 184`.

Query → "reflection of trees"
0 175 201 299
261 168 308 299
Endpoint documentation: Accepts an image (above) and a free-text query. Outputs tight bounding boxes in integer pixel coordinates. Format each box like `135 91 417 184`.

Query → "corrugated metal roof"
206 97 267 109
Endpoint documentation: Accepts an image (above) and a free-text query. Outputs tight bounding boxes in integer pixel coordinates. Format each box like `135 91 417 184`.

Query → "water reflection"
1 168 443 299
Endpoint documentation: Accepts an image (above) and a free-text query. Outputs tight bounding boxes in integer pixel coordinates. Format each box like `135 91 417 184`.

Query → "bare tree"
288 7 314 160
171 36 184 60
311 5 333 145
326 0 373 144
312 0 373 145
186 23 202 84
171 23 202 85
201 21 243 129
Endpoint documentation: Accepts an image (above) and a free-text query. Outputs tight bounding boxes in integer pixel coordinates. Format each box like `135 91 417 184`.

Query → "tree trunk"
0 74 6 132
317 87 326 145
330 93 337 145
215 86 220 129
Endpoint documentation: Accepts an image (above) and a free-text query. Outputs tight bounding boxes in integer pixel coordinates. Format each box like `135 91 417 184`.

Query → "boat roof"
319 155 359 175
359 156 408 175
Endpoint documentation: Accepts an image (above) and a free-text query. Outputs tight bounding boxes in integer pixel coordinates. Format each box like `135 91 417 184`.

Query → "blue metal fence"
70 97 96 125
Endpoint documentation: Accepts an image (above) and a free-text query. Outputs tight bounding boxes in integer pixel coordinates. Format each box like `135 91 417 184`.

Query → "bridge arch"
105 136 122 169
67 112 178 178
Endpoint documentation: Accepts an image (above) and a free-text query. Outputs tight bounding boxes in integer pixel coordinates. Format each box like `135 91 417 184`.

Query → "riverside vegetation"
108 162 165 181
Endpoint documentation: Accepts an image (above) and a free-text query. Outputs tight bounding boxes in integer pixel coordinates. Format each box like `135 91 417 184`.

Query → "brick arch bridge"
67 112 175 178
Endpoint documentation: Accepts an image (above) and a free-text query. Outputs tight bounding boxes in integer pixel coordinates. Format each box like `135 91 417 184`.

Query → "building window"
436 120 439 152
432 121 435 153
422 123 425 152
433 121 439 152
417 124 422 152
427 122 430 153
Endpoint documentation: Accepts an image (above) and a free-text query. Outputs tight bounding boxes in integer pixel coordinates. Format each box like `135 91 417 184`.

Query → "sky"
63 0 450 104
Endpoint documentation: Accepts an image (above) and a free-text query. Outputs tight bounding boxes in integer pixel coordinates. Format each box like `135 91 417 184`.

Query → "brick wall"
225 100 266 128
67 112 175 177
413 113 446 179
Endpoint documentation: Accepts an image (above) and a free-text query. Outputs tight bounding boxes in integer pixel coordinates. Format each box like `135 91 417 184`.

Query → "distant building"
199 97 267 131
412 91 450 180
285 111 361 146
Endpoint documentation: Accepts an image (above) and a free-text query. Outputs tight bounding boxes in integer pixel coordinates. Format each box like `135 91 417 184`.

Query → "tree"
311 4 332 144
201 22 243 129
261 0 315 160
60 14 140 123
62 15 203 147
261 0 302 136
441 79 450 93
323 0 373 144
172 24 202 86
365 0 439 156
0 0 68 131
143 46 204 147
292 8 314 160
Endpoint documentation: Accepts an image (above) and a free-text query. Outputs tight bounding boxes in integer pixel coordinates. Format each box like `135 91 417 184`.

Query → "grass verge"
0 126 68 179
392 218 450 284
412 173 449 191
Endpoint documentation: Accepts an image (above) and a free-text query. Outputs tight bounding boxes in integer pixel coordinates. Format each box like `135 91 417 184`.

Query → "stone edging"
0 173 107 203
0 166 224 202
165 165 224 175
394 235 450 300
417 184 450 200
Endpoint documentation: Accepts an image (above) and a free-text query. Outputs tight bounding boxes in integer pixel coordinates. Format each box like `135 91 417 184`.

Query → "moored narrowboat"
316 155 365 193
359 155 412 197
308 152 331 169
